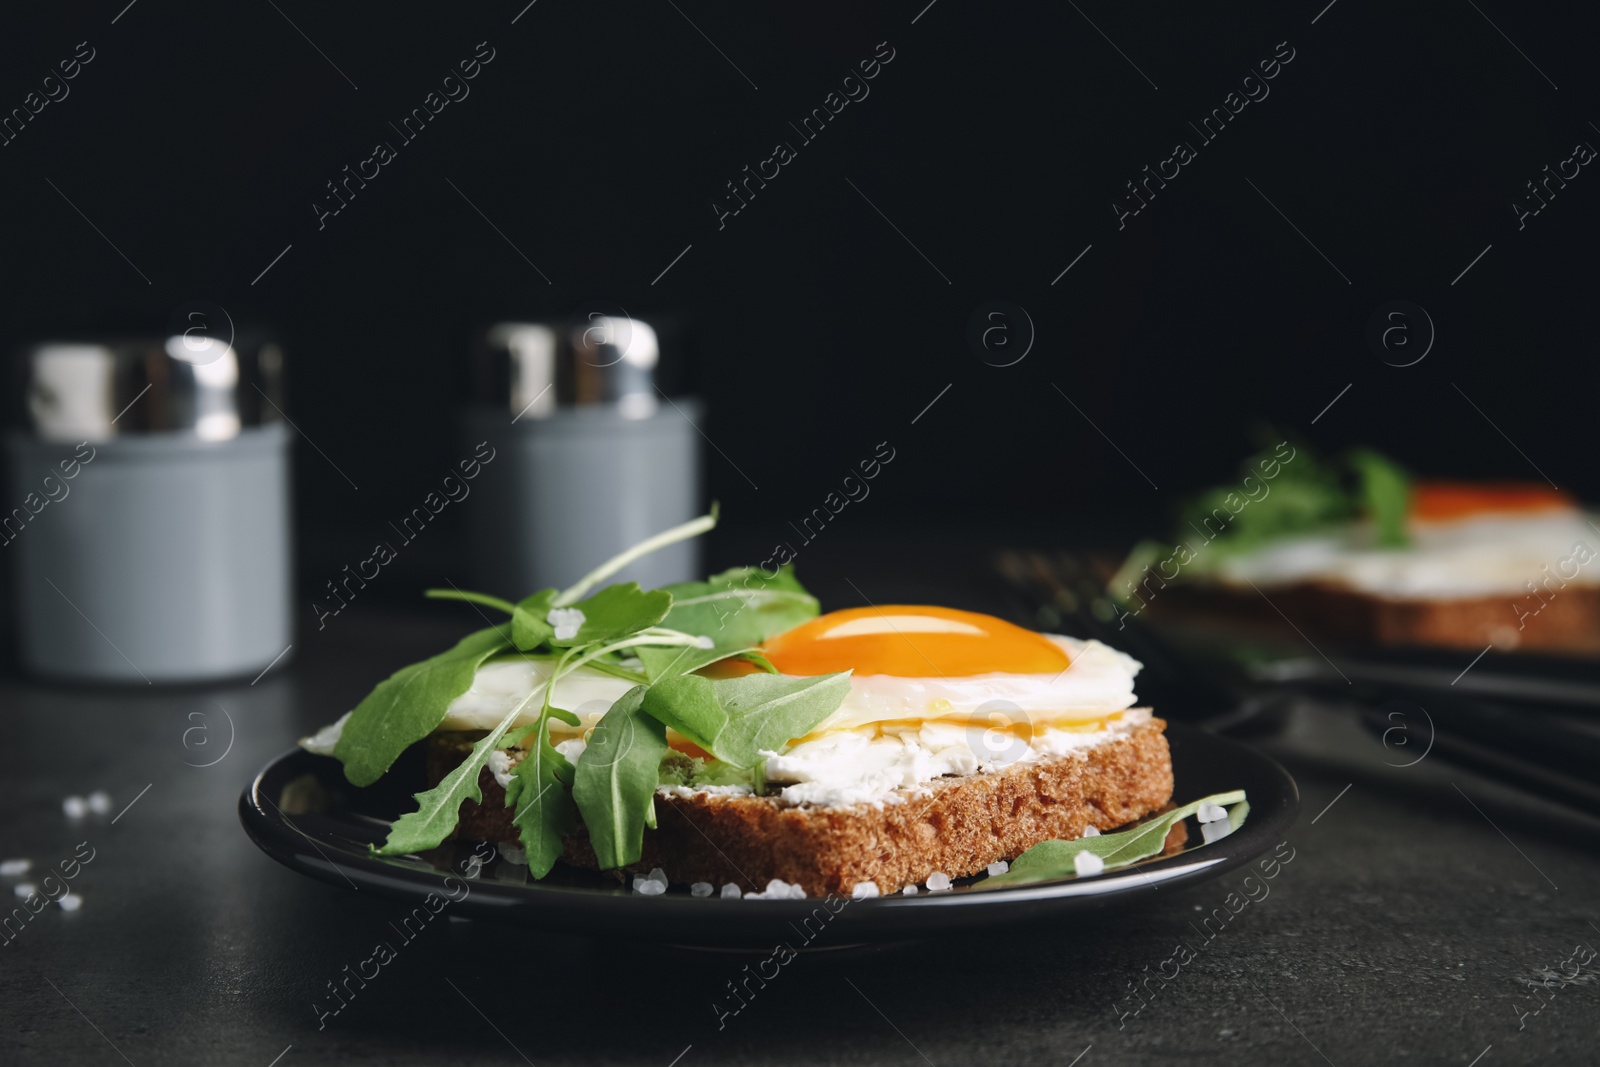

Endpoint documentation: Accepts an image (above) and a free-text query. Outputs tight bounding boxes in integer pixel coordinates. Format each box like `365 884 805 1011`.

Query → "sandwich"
1116 441 1600 653
302 510 1186 897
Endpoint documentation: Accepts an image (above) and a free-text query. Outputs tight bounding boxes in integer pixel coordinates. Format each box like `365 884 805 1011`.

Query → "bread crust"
1163 580 1600 653
428 718 1174 896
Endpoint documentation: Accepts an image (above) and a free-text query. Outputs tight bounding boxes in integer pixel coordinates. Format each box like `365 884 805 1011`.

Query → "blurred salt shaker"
4 324 293 682
462 315 702 594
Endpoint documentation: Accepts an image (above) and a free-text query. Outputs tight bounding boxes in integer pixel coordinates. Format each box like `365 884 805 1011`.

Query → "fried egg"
757 605 1139 734
418 605 1150 807
1215 482 1599 599
438 605 1142 740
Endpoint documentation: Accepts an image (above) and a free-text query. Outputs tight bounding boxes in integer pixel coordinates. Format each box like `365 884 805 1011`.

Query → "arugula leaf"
570 686 668 869
505 717 578 877
1225 797 1250 833
374 699 536 855
334 627 512 786
1351 447 1411 548
424 588 516 616
655 750 755 791
707 671 852 769
636 643 775 682
1177 444 1352 561
1154 440 1415 576
639 674 727 753
556 506 719 607
512 589 559 650
569 654 651 686
985 790 1247 887
652 565 818 650
550 582 672 648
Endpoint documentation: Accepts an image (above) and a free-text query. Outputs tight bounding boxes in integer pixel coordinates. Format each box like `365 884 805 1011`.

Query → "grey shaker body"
462 403 702 596
4 424 294 683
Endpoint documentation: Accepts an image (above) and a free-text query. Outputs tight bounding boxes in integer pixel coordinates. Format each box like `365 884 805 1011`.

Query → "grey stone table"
1 601 1597 1067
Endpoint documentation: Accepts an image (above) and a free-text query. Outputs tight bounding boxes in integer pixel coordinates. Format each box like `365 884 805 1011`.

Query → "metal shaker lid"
569 316 659 419
473 314 660 421
481 322 560 422
19 318 284 442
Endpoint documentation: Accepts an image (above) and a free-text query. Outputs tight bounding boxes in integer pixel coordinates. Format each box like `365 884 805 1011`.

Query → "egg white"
1215 510 1600 599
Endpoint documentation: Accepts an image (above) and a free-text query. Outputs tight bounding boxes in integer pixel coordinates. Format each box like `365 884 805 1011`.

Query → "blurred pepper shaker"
4 325 293 682
462 315 702 595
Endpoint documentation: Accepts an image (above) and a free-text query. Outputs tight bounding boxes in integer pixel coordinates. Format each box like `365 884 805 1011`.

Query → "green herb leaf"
707 671 852 769
424 588 516 616
639 674 727 752
1226 797 1251 833
511 589 559 650
1151 440 1414 576
569 655 651 685
505 719 577 878
373 699 536 855
1176 442 1352 562
550 582 673 648
649 565 819 652
985 790 1247 887
636 643 776 682
556 506 719 607
334 627 512 787
1350 447 1411 548
657 751 755 791
570 686 668 869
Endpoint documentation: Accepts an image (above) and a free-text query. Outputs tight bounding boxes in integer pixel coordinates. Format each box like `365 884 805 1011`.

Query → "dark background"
4 7 1600 1065
3 0 1596 605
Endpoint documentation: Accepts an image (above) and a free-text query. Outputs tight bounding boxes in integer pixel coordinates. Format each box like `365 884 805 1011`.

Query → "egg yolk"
1410 482 1573 522
761 605 1069 678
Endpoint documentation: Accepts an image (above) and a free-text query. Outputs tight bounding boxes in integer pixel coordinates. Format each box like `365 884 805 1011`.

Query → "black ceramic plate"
240 723 1297 948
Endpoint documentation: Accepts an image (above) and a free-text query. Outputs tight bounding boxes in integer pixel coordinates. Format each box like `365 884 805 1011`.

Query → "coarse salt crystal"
14 883 36 899
497 841 527 867
636 879 667 896
690 882 714 898
546 607 586 641
1074 851 1105 877
986 861 1009 877
903 885 918 896
87 792 112 815
851 882 880 899
58 893 82 912
720 883 742 899
0 859 30 878
742 879 795 900
1202 820 1234 844
63 796 88 820
647 867 669 887
788 884 807 899
1197 802 1228 824
1082 825 1101 837
925 872 952 892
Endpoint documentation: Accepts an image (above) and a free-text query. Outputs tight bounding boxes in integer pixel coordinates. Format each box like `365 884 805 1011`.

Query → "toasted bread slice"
1166 581 1600 653
427 716 1174 896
